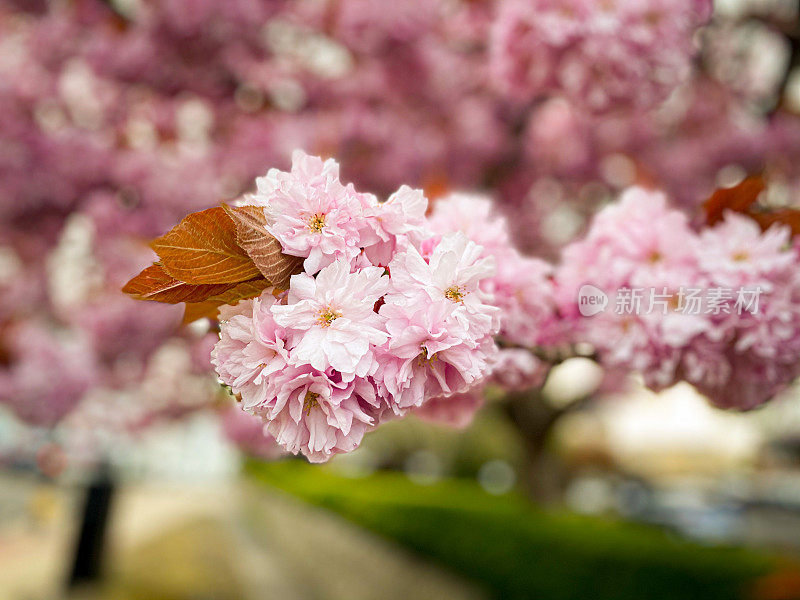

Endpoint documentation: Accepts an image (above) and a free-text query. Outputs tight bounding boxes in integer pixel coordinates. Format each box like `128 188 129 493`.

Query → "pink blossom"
492 252 561 348
555 187 800 410
523 99 594 178
211 287 384 461
375 298 497 410
0 323 97 427
687 215 800 409
210 292 290 411
414 388 486 429
73 294 181 364
253 151 365 274
489 0 712 112
489 348 548 391
388 232 500 334
554 187 711 391
332 0 438 53
489 0 559 100
271 259 389 377
426 193 559 348
555 187 701 317
698 213 795 290
360 185 429 267
427 193 512 256
252 365 379 463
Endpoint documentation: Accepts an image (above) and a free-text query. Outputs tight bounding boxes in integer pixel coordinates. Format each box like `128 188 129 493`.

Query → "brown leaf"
421 170 450 203
750 209 800 237
182 278 274 324
150 207 262 284
703 175 765 225
222 204 304 289
122 264 240 304
702 175 800 238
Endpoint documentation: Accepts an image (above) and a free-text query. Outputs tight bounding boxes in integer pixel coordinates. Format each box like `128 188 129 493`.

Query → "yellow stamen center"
444 285 465 303
307 213 326 232
303 391 320 415
645 10 662 25
732 251 749 262
668 294 681 310
417 345 438 366
317 307 342 327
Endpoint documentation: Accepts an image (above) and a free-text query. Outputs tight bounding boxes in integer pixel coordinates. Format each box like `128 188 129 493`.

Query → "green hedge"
247 460 775 600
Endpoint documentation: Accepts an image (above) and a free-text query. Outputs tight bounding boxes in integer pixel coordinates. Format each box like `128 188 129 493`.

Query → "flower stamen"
417 345 438 366
317 307 342 327
732 251 749 262
444 285 465 303
307 212 327 232
303 391 320 415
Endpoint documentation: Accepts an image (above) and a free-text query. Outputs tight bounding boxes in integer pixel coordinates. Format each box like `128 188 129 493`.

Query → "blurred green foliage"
344 404 528 477
247 460 776 600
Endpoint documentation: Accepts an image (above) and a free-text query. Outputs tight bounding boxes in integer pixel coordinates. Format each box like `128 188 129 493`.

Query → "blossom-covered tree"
2 0 800 469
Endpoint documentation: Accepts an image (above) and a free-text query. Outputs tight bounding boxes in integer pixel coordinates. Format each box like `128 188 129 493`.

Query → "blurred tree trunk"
503 389 574 504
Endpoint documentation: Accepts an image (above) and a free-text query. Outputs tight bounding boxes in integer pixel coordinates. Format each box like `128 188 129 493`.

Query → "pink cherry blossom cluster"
426 194 558 394
394 193 562 428
555 187 800 410
211 152 501 462
490 0 713 112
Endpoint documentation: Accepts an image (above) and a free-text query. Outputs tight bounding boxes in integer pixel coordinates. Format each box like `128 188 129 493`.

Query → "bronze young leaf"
149 207 262 284
222 204 304 290
703 175 800 237
122 264 242 304
703 175 765 226
182 278 273 324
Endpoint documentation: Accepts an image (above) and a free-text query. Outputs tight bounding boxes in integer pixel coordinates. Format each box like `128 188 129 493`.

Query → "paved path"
0 473 487 600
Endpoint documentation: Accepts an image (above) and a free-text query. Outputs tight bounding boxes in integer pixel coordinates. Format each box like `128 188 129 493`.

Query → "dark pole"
67 464 115 589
